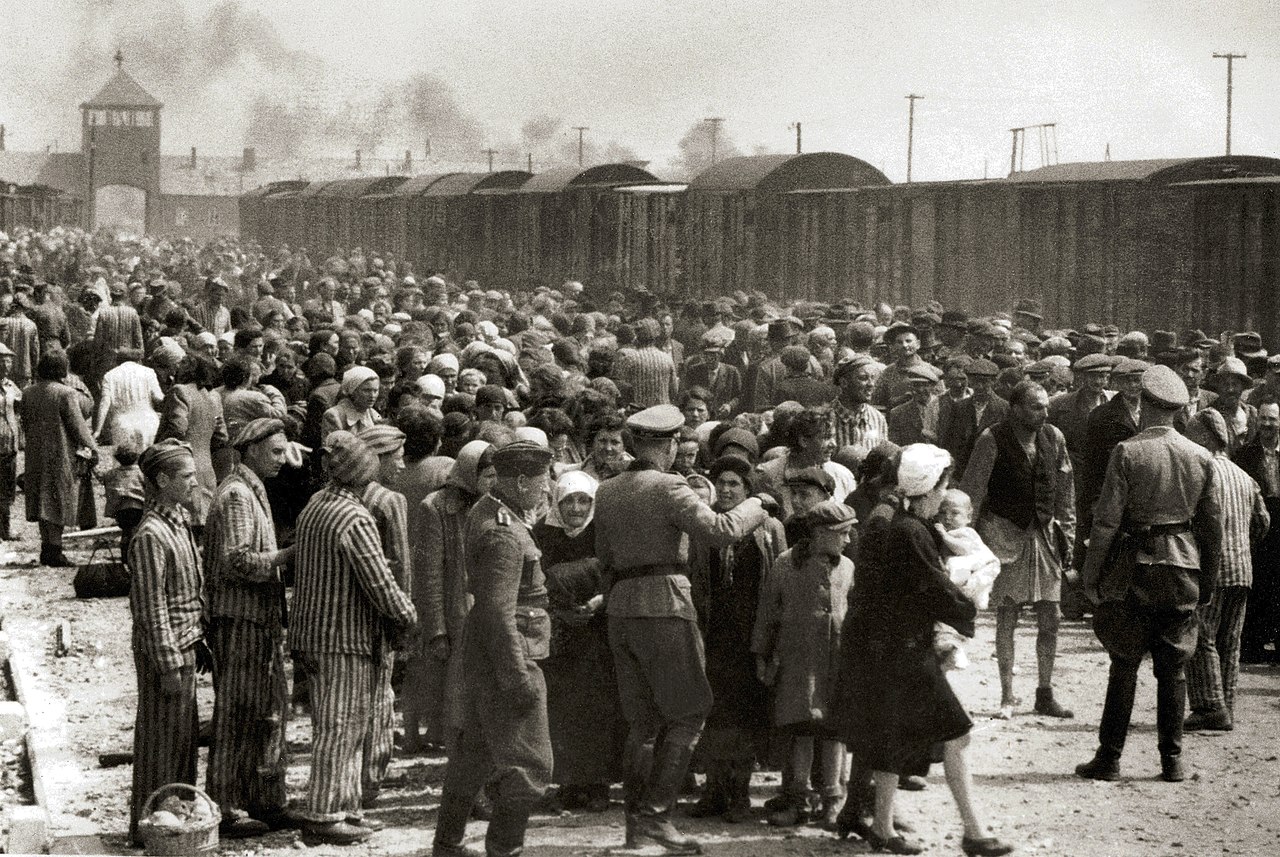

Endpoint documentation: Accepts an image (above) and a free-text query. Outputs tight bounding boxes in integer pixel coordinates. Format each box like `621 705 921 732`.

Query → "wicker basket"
137 783 220 856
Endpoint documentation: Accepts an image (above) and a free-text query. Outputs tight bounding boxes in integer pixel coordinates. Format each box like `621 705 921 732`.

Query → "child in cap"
932 489 1000 671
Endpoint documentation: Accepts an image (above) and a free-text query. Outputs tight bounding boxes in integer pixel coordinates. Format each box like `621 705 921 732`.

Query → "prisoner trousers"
362 648 395 796
130 652 198 843
206 617 289 820
302 652 375 822
1186 586 1250 716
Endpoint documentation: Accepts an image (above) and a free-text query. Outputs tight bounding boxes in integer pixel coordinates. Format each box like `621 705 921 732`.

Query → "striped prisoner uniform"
1187 453 1270 716
293 484 417 823
203 464 290 821
614 345 678 407
360 481 412 798
128 501 203 843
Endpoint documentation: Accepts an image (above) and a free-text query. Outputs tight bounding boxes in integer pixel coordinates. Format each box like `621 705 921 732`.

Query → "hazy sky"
2 0 1276 181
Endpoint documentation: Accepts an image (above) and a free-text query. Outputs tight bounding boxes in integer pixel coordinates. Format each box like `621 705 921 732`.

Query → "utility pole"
1212 52 1246 155
481 148 497 172
572 126 588 166
789 122 802 154
704 117 724 164
527 152 533 173
905 94 923 183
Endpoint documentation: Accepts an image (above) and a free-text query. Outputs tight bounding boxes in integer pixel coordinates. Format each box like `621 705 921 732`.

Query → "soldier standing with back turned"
595 404 771 855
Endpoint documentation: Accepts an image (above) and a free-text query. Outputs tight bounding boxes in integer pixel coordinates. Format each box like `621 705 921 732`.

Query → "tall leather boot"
1097 659 1139 760
0 505 11 541
432 793 483 857
484 802 531 857
631 742 702 855
687 760 727 819
722 761 752 824
1156 673 1187 780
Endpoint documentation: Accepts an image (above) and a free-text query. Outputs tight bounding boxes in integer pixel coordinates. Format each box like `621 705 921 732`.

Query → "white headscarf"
543 470 599 539
340 365 379 401
897 443 952 498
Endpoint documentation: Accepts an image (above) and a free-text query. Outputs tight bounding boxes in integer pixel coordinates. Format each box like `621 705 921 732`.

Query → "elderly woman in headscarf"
321 366 381 441
687 455 787 823
531 471 624 813
834 444 1012 857
426 353 460 394
402 440 497 755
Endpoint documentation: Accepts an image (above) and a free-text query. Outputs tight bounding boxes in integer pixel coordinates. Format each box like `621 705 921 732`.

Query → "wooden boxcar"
512 164 659 291
613 183 688 296
349 176 410 263
315 176 407 255
412 171 531 285
239 180 309 248
682 152 889 299
0 183 82 233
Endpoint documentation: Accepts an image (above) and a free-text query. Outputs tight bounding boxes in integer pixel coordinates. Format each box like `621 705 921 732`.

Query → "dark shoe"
1075 753 1121 781
484 802 531 857
722 800 752 824
766 798 808 827
1184 709 1233 732
361 785 381 809
627 811 703 855
897 775 927 791
686 793 727 819
348 815 384 832
40 545 73 567
961 835 1016 856
864 829 924 855
254 808 304 831
1034 687 1074 719
301 820 373 846
1160 756 1186 783
432 844 485 857
762 792 789 813
219 816 270 838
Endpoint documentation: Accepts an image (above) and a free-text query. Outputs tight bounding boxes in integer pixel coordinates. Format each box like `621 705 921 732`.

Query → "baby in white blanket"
934 489 1001 671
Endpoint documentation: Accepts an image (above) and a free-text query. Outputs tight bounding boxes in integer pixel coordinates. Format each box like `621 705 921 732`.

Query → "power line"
1212 52 1246 155
905 94 923 183
704 117 724 164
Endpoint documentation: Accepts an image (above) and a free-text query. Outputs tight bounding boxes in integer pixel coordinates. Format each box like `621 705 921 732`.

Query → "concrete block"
6 804 50 854
50 834 107 854
0 699 27 741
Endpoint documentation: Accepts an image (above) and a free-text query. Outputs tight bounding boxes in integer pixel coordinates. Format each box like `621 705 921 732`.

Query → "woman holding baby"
835 443 1012 856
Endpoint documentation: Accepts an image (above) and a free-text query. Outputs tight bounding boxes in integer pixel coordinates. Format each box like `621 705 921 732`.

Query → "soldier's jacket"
461 493 551 691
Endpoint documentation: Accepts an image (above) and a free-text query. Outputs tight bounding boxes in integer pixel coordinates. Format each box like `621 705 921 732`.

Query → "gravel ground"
1 510 1279 856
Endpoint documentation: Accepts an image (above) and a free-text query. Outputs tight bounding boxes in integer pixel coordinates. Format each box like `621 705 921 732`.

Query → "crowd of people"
1 223 1274 856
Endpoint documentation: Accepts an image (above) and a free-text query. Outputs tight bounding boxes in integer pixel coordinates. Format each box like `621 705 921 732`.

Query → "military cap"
803 499 858 533
1112 358 1151 377
883 322 919 343
1025 358 1054 377
0 343 13 357
233 417 287 449
626 404 684 439
833 353 877 382
906 362 942 383
940 309 970 330
492 439 554 476
785 465 835 494
1140 365 1189 410
702 327 734 350
1073 353 1114 373
358 423 407 455
965 358 1000 378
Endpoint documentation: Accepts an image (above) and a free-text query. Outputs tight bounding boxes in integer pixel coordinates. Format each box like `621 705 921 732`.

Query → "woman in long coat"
403 440 495 750
532 470 625 812
688 455 786 822
157 355 227 529
20 351 97 566
836 444 1011 856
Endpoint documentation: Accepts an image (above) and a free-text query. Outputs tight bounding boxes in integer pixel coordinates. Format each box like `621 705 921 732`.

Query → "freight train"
239 151 1280 340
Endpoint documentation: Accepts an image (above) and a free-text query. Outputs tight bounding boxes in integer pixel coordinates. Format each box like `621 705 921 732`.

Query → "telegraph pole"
789 122 802 154
572 126 588 166
527 153 533 172
481 148 497 172
704 117 724 164
905 94 923 183
1212 52 1245 155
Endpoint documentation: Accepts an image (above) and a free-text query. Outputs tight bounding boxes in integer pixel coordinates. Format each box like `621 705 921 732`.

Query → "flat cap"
1073 353 1114 373
1013 298 1043 320
1111 358 1151 377
492 439 554 476
713 427 760 460
906 362 942 383
1025 358 1055 377
358 423 407 455
1101 324 1120 337
803 498 858 532
883 322 919 343
940 309 970 330
1082 322 1104 336
965 358 1000 378
1140 365 1190 410
627 404 685 439
232 417 287 449
701 327 734 350
833 353 878 382
785 465 835 494
967 319 999 337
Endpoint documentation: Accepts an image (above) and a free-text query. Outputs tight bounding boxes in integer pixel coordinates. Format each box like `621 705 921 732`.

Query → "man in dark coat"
1235 401 1280 663
1077 366 1222 784
937 358 1006 477
1078 358 1148 524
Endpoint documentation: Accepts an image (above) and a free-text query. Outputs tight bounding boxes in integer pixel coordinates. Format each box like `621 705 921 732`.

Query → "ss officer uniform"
595 405 769 854
1077 366 1223 783
433 441 555 857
